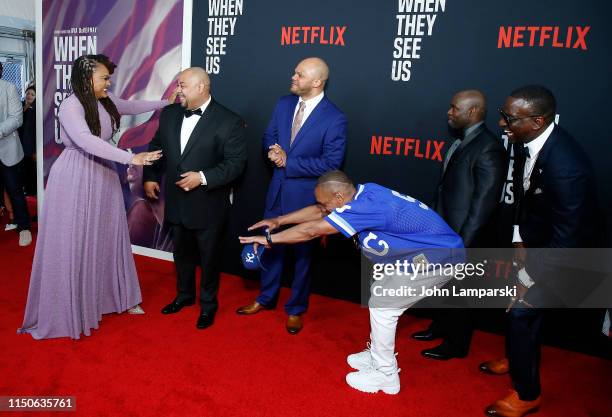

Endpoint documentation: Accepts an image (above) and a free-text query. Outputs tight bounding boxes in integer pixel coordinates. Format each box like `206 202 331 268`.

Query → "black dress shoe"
421 344 467 361
161 298 195 314
411 329 441 341
196 312 215 329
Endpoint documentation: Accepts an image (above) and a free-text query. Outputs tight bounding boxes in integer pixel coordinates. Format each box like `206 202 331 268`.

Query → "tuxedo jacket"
143 100 247 229
263 94 347 214
434 124 507 247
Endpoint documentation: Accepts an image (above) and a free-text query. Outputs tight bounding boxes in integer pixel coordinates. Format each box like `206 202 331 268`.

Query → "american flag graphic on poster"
42 0 184 252
42 0 183 176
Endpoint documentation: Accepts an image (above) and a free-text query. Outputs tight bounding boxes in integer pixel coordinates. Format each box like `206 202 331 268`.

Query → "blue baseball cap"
241 243 268 271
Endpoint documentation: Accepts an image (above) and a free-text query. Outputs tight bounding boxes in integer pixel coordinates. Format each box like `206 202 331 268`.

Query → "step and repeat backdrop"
40 1 611 300
189 0 611 288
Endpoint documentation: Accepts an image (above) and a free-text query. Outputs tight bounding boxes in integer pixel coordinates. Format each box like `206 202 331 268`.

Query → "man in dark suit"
236 57 347 334
412 90 507 360
144 67 247 330
484 85 598 417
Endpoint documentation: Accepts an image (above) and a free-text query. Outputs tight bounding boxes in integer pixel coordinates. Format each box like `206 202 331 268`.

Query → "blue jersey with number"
324 183 464 264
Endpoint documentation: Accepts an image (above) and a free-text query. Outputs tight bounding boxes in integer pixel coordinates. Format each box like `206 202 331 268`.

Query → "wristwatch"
264 228 273 246
517 268 535 289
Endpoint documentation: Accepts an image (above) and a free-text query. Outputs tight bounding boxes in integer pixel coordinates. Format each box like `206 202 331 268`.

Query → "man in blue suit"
236 57 347 334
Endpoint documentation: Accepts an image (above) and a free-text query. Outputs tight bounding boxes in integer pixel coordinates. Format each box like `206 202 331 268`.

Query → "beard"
178 94 188 107
447 121 464 138
290 83 309 96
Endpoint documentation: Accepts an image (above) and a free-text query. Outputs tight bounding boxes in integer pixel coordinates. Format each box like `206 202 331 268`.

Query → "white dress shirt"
180 96 211 185
512 122 555 243
292 91 325 128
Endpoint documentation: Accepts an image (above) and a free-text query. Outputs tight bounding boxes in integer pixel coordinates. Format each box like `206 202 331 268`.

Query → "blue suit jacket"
516 125 601 305
263 94 347 214
517 125 598 249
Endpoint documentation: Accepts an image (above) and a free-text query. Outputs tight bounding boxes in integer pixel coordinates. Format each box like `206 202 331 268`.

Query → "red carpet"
0 221 610 417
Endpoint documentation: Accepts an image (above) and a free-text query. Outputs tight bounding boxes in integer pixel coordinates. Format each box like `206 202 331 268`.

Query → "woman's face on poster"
127 164 143 194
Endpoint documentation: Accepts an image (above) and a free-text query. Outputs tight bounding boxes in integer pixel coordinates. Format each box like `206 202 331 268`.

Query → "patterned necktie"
290 101 306 145
523 145 535 191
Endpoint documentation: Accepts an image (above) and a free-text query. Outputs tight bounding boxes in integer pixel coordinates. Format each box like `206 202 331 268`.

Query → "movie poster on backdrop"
41 0 184 252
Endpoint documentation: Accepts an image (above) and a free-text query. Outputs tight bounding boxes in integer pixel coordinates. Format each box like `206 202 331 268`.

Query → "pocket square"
534 188 543 195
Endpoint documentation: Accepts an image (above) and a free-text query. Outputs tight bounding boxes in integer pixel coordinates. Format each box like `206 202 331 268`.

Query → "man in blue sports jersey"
239 170 464 395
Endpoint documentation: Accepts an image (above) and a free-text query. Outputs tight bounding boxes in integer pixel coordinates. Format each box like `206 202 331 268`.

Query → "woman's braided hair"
70 54 121 137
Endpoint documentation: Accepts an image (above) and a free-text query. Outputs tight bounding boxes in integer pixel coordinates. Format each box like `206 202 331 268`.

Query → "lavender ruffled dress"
18 93 166 340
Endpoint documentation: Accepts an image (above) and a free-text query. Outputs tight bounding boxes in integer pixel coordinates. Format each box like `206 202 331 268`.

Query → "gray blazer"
0 79 24 166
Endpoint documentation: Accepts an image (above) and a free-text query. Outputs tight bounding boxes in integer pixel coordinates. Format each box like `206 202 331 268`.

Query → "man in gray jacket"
0 63 31 246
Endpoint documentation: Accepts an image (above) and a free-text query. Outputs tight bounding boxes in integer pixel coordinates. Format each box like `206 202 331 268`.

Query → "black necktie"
515 144 527 162
184 108 202 118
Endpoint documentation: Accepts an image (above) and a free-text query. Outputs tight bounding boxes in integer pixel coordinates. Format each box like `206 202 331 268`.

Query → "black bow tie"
184 108 203 118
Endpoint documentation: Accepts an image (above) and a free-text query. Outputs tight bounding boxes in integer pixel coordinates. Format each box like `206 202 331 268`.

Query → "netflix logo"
281 26 346 46
497 26 590 50
370 135 445 162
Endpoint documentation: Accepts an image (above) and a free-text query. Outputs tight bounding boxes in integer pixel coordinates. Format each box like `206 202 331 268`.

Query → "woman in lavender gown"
18 54 175 340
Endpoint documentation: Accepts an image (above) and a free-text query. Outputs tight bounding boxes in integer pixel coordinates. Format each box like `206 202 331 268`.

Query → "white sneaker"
18 230 32 246
128 305 145 314
347 342 374 370
347 342 398 371
346 366 401 395
5 223 17 231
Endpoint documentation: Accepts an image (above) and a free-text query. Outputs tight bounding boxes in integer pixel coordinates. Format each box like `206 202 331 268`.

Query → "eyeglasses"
498 108 547 125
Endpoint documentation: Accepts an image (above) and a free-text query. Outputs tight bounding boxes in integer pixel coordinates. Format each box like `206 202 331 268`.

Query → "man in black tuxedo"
412 90 507 360
484 86 598 417
144 67 247 329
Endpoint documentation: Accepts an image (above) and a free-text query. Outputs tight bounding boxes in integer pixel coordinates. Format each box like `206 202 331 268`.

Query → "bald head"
302 57 329 82
177 67 210 109
290 57 330 99
457 90 486 116
183 67 210 85
447 89 487 130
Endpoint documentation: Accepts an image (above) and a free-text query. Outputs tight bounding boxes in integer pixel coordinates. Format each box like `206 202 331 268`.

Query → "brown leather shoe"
286 315 303 334
479 358 509 375
236 301 271 315
485 390 541 416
